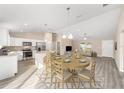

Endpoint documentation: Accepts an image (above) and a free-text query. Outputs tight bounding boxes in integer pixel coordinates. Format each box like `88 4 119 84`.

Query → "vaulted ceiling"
0 4 121 40
57 8 121 40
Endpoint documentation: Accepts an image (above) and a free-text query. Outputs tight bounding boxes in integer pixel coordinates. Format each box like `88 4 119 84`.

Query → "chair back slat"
44 51 57 74
53 58 64 78
90 57 96 78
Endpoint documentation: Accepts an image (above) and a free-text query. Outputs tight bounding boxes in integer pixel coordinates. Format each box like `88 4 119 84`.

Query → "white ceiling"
0 4 121 40
58 8 121 40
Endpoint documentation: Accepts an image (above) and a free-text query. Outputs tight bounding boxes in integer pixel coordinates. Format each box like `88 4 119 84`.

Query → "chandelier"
62 7 73 39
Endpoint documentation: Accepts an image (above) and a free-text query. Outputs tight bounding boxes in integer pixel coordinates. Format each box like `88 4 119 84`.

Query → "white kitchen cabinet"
16 51 23 61
10 37 42 46
0 55 18 80
0 28 10 46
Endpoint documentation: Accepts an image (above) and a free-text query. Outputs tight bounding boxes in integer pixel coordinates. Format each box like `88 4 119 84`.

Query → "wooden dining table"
63 58 90 70
55 55 91 70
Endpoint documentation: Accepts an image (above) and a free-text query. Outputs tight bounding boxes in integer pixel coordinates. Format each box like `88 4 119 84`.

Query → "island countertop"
0 54 17 57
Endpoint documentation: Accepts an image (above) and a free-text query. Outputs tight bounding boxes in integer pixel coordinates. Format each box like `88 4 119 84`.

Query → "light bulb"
45 39 48 42
83 37 87 40
68 34 73 39
24 23 28 26
0 45 2 49
62 34 66 39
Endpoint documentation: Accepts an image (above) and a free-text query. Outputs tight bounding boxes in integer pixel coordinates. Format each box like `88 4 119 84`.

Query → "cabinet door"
14 38 23 46
16 51 23 61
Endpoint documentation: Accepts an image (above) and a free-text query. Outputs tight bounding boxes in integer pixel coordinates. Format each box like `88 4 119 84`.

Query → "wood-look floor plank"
0 57 123 89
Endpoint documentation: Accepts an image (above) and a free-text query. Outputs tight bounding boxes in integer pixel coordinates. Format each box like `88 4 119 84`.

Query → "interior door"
102 40 114 57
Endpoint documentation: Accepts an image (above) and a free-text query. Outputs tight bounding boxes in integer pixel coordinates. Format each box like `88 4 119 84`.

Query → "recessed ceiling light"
24 24 28 26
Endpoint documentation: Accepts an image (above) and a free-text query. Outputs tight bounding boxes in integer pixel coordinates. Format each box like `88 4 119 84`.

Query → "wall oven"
22 42 32 60
22 49 32 58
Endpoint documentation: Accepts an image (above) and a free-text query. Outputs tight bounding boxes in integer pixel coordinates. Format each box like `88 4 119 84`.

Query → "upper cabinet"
0 28 10 46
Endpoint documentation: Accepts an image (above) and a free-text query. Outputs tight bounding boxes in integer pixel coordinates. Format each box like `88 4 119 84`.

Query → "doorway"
102 40 114 57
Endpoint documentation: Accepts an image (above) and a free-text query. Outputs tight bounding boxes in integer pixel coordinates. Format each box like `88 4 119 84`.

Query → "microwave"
23 42 32 46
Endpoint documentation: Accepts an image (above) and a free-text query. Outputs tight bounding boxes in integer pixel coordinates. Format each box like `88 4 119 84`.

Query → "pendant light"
62 7 73 39
0 45 2 49
62 34 67 39
68 34 73 39
83 33 87 40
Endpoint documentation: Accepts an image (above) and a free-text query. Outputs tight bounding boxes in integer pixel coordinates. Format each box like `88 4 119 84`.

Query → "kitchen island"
0 55 18 80
35 51 46 69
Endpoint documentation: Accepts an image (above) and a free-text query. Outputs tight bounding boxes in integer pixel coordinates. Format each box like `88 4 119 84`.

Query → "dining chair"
77 57 96 88
53 58 73 89
44 51 56 86
75 51 82 59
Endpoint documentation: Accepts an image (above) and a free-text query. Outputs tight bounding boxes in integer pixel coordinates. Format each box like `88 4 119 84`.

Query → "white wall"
56 34 72 55
72 40 102 56
0 28 10 46
115 5 124 72
118 33 124 72
72 39 114 57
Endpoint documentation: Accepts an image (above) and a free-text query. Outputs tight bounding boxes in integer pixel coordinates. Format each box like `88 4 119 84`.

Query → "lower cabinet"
0 55 18 80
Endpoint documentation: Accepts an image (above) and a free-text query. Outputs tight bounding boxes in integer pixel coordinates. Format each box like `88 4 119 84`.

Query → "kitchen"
0 28 58 81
